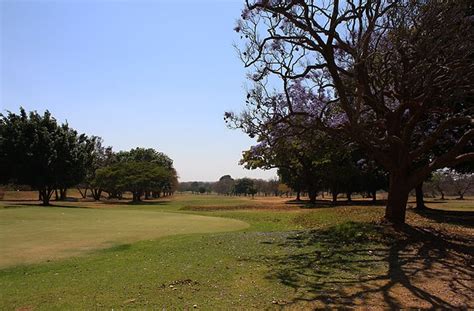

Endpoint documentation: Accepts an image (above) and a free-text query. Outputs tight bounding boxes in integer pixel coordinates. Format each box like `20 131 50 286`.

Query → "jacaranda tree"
229 0 473 224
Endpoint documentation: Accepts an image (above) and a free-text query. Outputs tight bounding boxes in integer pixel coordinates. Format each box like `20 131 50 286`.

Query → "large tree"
230 0 474 224
0 108 93 205
92 147 178 200
116 147 174 169
114 147 177 198
94 161 171 202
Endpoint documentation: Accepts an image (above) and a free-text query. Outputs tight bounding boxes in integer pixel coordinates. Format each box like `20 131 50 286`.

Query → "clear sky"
0 0 277 182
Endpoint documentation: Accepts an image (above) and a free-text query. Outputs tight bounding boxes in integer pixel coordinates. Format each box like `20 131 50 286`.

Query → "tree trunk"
440 191 445 200
458 192 464 200
60 188 67 200
346 192 352 202
372 190 377 202
91 188 102 201
55 189 59 201
132 191 141 202
385 174 410 224
415 182 426 210
296 191 301 201
77 187 88 199
332 192 338 204
308 190 317 204
39 187 53 206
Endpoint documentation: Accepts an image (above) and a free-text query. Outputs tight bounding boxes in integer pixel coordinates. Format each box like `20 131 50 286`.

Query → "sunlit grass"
0 194 472 309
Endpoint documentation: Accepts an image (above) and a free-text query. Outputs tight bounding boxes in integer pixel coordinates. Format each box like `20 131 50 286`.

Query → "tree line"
239 131 387 203
424 169 474 200
0 108 178 205
227 0 474 224
179 176 280 197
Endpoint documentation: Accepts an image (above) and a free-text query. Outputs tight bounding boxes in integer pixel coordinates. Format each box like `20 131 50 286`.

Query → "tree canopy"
228 0 473 224
0 108 179 204
0 108 94 205
94 161 172 202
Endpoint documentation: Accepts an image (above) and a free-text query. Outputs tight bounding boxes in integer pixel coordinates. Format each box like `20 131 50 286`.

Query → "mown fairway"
0 204 248 267
0 195 473 309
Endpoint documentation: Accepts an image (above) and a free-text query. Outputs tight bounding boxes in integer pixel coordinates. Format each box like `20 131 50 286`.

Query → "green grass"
0 194 472 309
0 205 248 267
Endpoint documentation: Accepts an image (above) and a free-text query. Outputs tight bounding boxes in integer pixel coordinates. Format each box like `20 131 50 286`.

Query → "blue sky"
0 0 276 181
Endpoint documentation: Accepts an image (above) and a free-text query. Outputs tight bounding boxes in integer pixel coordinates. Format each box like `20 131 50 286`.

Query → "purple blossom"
241 8 251 19
270 40 282 51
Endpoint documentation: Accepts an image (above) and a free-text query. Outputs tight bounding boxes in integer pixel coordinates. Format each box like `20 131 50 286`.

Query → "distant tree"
111 147 177 199
356 158 388 202
161 167 179 197
239 128 327 203
447 170 474 200
214 175 235 195
0 108 92 205
429 170 451 200
234 178 256 197
238 124 375 204
278 183 291 197
190 182 200 194
267 178 280 196
95 161 170 202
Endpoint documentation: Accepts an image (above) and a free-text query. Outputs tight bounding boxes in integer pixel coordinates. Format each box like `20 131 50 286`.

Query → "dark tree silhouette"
0 108 93 205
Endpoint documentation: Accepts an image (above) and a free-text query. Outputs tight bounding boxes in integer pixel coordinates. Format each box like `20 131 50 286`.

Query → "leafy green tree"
116 148 173 169
356 159 388 202
95 161 170 202
0 108 92 205
108 147 177 199
447 170 473 200
80 137 115 200
429 169 450 200
53 126 95 200
234 178 256 197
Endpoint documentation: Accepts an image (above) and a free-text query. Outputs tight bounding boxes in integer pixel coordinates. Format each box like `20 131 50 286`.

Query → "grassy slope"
0 194 472 310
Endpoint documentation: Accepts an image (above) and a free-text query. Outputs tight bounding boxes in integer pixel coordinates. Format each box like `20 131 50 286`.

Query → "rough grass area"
0 194 473 309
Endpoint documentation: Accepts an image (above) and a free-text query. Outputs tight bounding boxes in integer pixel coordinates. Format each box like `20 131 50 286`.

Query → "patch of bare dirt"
283 217 474 309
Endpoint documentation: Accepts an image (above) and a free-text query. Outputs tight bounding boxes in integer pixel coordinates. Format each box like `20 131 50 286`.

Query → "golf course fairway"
0 206 249 267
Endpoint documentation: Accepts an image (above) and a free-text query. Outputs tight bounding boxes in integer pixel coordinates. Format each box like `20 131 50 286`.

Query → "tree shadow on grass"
101 199 172 206
258 222 473 308
412 207 474 228
285 199 387 209
0 202 87 209
1 199 173 208
0 199 41 202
